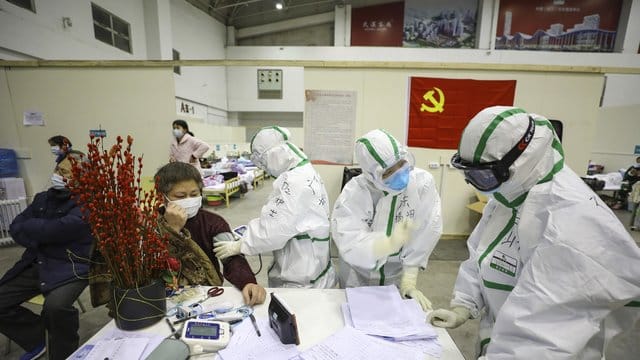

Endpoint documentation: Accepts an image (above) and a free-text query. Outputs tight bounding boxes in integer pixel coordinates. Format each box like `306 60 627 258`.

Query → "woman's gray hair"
154 162 203 195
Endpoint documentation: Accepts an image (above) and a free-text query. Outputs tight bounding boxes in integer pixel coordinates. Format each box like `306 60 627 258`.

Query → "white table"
81 287 465 359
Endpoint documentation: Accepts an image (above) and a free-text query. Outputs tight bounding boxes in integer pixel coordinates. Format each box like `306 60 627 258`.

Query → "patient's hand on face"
164 202 187 233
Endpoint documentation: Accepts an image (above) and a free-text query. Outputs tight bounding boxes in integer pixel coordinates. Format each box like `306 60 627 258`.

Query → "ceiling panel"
184 0 401 29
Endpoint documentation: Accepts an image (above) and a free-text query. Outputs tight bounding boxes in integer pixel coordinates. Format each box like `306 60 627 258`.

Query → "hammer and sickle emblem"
420 87 445 113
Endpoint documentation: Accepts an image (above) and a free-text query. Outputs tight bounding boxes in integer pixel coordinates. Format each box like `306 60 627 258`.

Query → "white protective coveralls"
331 129 442 289
240 126 337 288
450 106 640 359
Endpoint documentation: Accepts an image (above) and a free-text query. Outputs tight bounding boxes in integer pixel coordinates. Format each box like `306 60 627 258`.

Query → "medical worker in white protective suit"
214 126 337 288
429 106 640 359
331 129 442 311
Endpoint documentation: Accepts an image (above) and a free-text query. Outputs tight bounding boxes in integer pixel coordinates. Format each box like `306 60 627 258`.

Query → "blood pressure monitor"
181 320 230 353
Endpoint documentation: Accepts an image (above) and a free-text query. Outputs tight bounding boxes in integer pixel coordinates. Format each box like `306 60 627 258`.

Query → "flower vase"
111 280 166 330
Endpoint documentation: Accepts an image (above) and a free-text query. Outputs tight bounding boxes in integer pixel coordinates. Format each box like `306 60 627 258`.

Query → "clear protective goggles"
382 159 413 181
451 116 535 192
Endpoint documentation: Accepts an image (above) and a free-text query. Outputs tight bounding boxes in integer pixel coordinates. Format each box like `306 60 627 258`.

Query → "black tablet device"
268 292 300 345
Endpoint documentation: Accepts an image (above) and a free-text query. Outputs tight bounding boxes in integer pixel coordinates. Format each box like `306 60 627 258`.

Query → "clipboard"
268 292 300 345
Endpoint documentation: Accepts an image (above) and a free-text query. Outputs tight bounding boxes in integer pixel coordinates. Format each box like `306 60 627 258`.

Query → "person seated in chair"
613 164 640 210
0 152 92 360
155 162 266 305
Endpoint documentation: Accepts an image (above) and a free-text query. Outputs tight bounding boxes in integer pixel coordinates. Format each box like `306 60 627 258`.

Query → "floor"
1 177 639 359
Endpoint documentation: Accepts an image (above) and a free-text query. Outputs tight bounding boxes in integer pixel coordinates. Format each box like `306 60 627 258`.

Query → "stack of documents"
68 329 165 360
217 317 300 360
296 326 425 360
342 285 442 358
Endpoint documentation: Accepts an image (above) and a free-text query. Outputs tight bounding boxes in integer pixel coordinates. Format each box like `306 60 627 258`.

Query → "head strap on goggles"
451 116 536 191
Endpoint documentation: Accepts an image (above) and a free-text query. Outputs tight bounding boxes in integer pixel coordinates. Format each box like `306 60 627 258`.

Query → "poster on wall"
351 2 404 46
403 0 478 48
495 0 623 52
304 90 356 165
407 77 516 149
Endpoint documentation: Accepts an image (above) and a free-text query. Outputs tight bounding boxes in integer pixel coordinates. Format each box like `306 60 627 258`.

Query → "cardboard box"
466 191 488 214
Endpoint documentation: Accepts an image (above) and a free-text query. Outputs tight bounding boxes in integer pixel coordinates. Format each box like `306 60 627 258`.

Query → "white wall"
0 0 148 59
170 0 228 112
0 67 176 199
226 46 640 69
227 67 305 112
591 104 640 172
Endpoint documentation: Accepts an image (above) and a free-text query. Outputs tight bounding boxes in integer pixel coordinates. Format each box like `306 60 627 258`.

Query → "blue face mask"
384 166 411 191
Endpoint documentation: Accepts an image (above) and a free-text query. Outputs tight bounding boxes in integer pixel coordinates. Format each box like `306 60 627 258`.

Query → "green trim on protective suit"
310 261 333 284
478 209 518 267
357 138 387 168
482 279 515 291
494 192 528 209
535 119 565 184
286 142 306 160
480 338 491 353
379 129 400 161
293 234 330 242
378 194 399 286
386 195 398 237
472 108 526 163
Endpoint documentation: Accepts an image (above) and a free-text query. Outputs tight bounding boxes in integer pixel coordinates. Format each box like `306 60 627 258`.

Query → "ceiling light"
275 2 283 10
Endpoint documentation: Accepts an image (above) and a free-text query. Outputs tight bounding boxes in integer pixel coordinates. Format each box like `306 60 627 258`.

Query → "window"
91 3 132 53
172 49 180 75
6 0 35 12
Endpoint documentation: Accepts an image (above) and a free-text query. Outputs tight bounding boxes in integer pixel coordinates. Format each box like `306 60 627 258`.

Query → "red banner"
351 2 404 47
408 77 516 149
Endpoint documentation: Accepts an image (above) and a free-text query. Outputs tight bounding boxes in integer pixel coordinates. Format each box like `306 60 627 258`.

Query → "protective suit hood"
458 106 564 206
251 126 307 177
354 129 412 195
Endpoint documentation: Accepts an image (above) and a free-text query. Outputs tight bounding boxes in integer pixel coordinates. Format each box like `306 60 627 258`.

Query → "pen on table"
165 318 176 333
249 313 261 337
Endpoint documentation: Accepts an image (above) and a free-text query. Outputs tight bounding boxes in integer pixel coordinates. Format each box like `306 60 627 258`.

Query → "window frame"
91 3 132 54
6 0 35 12
172 49 181 75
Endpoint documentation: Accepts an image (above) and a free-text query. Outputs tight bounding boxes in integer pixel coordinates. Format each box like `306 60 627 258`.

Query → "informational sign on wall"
351 2 404 46
495 0 623 52
304 90 356 165
403 0 478 48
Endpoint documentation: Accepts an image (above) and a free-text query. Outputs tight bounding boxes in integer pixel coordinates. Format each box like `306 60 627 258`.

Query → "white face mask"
51 173 66 189
173 129 184 138
170 196 202 218
51 146 62 155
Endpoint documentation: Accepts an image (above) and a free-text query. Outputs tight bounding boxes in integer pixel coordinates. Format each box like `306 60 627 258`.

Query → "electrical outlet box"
257 69 283 99
428 162 440 169
257 69 282 91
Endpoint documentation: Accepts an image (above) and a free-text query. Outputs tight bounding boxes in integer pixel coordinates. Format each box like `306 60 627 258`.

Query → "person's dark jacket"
0 188 94 293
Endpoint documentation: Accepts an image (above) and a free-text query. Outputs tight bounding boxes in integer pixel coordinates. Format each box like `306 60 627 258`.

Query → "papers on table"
216 317 300 360
297 326 423 360
68 328 164 360
343 285 442 358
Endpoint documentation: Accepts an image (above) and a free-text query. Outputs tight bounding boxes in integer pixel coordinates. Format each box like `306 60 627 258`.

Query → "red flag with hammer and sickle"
408 77 516 149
